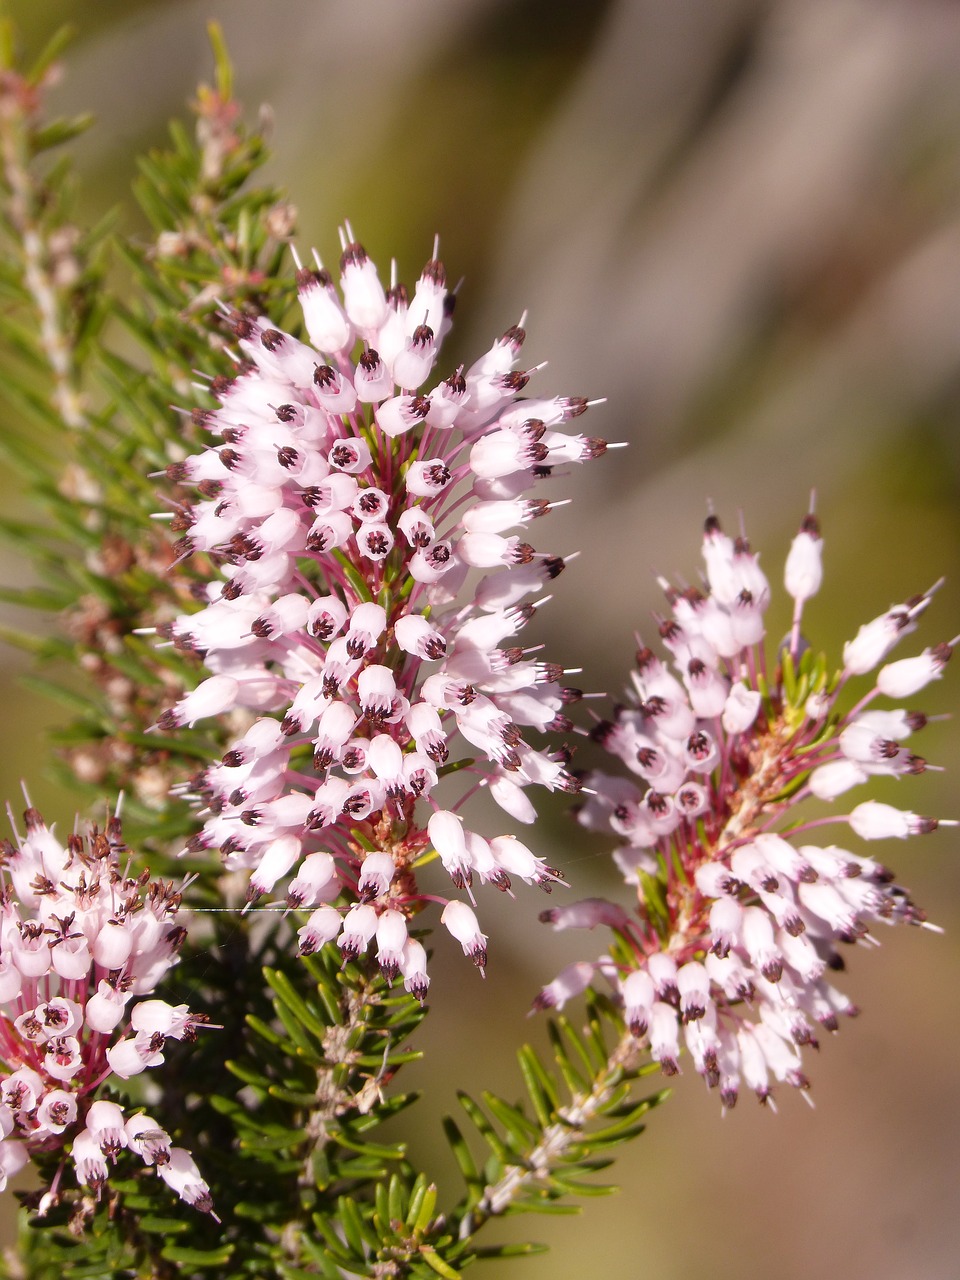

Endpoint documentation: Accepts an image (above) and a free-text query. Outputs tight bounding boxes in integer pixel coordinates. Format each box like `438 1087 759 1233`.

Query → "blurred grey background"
3 1 960 1277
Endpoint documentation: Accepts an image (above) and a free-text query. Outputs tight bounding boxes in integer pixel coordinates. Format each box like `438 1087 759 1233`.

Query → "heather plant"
0 20 953 1280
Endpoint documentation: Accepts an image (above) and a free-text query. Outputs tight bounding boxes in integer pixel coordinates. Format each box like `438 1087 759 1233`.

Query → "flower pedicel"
152 228 609 992
537 507 955 1107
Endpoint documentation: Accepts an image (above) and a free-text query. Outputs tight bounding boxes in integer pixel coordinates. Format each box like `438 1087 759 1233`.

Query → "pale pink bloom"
71 1130 108 1190
441 901 488 972
339 904 379 959
297 906 343 955
533 960 598 1012
399 938 430 1002
84 1100 128 1157
536 508 950 1107
158 1147 217 1219
848 800 938 841
375 910 408 979
357 852 396 901
35 1089 77 1136
287 853 338 910
157 231 606 985
158 674 240 729
0 1141 28 1191
539 898 630 932
784 512 823 603
877 643 952 697
125 1114 172 1167
0 806 210 1213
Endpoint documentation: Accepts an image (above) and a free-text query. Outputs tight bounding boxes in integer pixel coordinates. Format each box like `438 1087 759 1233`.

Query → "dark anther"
704 513 723 537
422 258 446 287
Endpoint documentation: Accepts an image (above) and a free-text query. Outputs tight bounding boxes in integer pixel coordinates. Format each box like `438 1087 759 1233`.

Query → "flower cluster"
536 508 952 1107
0 804 212 1214
155 228 606 992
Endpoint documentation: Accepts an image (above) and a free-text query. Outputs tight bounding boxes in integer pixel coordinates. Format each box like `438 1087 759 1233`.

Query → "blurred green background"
2 1 960 1276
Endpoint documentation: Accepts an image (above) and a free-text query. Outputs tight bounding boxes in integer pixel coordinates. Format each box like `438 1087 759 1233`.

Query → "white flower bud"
722 682 762 734
167 675 239 728
376 909 408 977
298 268 352 352
808 759 869 801
158 1147 215 1215
440 900 487 970
85 980 131 1034
340 246 388 332
876 644 952 698
784 515 822 603
339 904 378 958
648 1002 681 1073
849 800 935 840
487 775 537 824
297 906 343 955
533 960 594 1011
92 921 134 970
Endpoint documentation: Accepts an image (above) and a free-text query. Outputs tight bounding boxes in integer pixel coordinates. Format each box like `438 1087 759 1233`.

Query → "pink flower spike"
154 232 609 988
0 799 211 1207
541 505 950 1106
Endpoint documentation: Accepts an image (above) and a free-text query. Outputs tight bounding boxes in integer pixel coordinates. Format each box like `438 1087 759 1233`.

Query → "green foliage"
0 18 666 1279
445 995 666 1265
0 17 297 857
